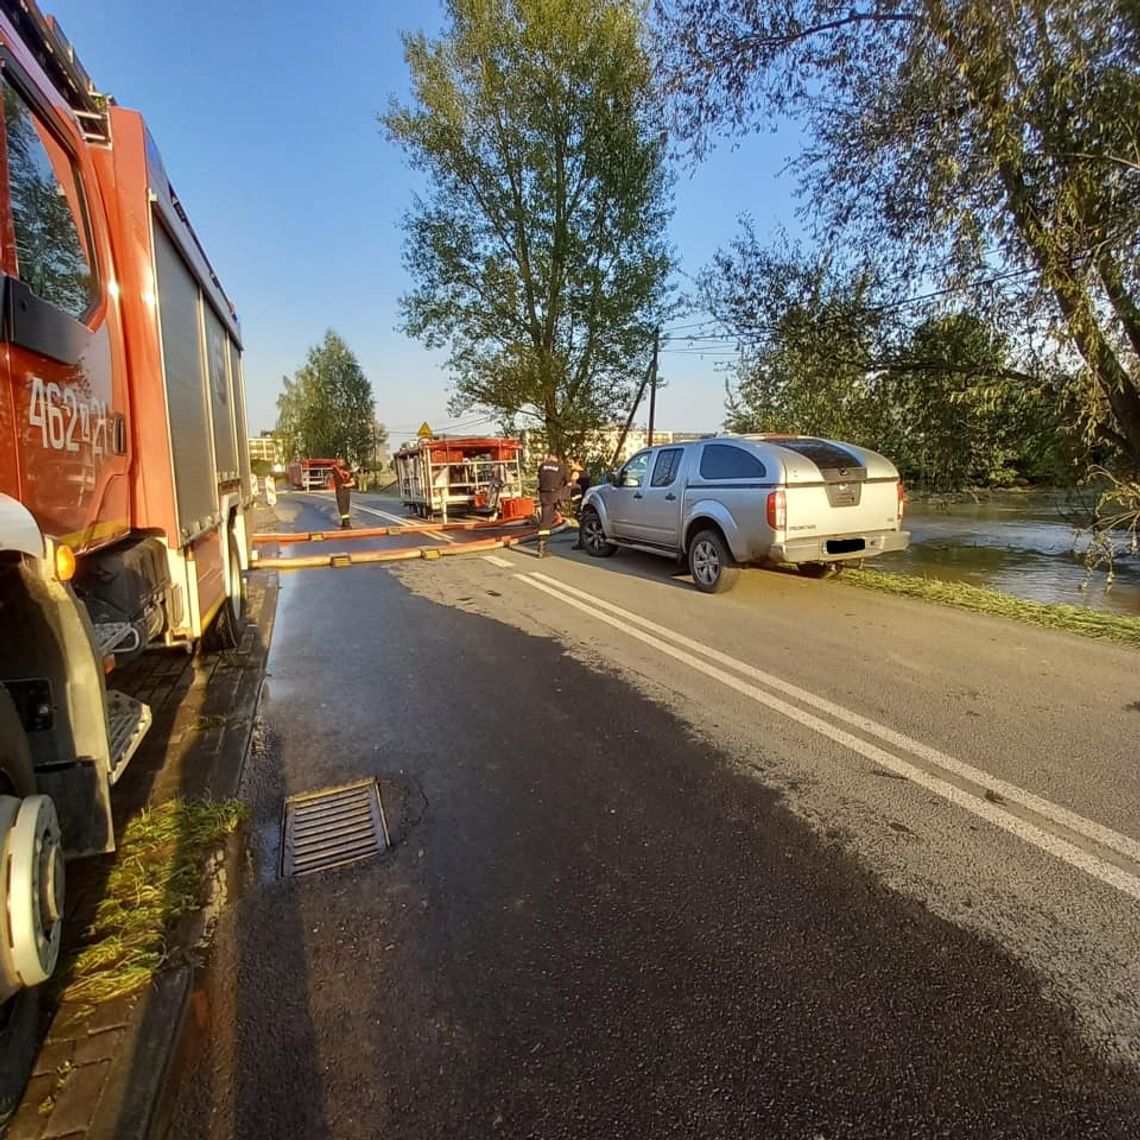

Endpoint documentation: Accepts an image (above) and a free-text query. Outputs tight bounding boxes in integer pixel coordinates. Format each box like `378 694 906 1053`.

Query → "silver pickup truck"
579 435 909 592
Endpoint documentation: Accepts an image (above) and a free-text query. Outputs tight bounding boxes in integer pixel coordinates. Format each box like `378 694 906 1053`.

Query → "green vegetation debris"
844 569 1140 648
192 714 229 731
56 799 247 1006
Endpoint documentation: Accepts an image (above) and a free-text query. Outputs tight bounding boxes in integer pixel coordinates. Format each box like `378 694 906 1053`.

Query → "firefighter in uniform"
331 462 353 529
536 450 570 557
570 459 591 549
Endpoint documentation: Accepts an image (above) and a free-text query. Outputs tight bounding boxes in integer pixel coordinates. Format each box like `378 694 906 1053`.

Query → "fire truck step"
106 690 153 785
92 621 141 657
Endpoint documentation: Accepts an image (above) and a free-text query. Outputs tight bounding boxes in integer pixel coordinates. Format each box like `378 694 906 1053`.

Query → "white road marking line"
354 503 457 543
515 573 1140 903
529 571 1140 867
482 555 513 568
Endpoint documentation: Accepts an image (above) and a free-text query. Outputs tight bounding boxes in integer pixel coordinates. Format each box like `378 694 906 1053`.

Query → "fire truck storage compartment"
230 340 252 489
154 222 217 540
73 535 175 657
153 210 245 544
204 304 239 483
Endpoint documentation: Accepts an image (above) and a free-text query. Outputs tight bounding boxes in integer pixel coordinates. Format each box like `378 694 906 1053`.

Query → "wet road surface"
172 496 1140 1138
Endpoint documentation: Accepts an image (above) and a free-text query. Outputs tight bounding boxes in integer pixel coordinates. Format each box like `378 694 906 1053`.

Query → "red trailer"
395 437 533 521
287 458 354 492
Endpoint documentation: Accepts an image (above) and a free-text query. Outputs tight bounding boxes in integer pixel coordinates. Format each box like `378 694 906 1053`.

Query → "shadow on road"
167 562 1140 1139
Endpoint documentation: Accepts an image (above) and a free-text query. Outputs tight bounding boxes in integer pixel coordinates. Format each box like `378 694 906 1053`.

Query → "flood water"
875 493 1140 616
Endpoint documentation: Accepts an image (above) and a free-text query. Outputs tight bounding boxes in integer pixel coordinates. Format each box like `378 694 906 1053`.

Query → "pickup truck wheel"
688 529 740 593
798 562 842 579
581 509 617 558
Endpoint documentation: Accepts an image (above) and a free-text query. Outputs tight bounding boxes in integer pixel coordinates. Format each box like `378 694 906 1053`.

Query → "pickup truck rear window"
776 439 862 471
699 444 767 480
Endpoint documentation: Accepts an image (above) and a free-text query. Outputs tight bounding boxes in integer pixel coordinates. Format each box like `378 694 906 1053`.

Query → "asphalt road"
172 493 1140 1138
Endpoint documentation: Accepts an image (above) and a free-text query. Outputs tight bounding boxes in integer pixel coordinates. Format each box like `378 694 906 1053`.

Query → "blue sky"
50 0 803 443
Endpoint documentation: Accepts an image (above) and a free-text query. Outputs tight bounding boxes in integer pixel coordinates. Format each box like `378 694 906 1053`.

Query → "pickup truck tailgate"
785 479 901 538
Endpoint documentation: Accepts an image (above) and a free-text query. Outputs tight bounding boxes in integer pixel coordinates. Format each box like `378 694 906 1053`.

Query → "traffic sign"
416 422 433 439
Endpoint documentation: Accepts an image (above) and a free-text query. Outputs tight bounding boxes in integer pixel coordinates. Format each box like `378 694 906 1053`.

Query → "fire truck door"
0 73 127 548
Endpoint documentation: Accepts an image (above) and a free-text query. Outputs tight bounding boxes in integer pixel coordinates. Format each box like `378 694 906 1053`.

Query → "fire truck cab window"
2 78 97 320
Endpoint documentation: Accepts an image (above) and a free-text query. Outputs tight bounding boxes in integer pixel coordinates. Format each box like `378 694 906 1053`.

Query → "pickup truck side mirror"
608 470 619 485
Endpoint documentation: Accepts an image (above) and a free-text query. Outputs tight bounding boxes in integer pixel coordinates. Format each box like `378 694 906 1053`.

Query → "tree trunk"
925 2 1140 474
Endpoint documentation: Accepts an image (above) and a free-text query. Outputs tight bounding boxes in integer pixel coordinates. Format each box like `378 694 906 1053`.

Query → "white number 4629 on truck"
580 435 909 593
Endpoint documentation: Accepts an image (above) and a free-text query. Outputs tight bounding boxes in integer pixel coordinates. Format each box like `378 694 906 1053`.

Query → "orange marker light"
55 544 77 581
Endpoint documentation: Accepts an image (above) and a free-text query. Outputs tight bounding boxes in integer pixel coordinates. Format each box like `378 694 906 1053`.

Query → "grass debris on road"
55 798 247 1006
846 568 1140 647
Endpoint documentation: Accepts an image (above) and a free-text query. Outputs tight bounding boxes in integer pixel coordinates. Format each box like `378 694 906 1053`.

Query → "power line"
660 318 726 333
660 266 1040 347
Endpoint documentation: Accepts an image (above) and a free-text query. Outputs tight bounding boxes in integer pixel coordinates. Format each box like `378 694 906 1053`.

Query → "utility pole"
610 359 651 471
647 327 660 446
609 328 661 470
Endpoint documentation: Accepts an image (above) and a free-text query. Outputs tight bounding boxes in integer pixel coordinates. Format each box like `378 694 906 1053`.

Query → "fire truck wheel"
0 690 34 801
0 692 42 1119
206 528 246 652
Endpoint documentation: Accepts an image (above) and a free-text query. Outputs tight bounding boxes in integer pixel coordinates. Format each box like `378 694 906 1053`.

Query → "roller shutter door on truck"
229 339 252 493
153 221 216 540
204 304 238 483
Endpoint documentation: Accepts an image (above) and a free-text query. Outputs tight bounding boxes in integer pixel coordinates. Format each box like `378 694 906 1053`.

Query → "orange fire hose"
252 529 554 571
253 517 533 546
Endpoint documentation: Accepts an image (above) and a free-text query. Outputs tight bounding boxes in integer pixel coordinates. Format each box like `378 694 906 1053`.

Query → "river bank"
880 490 1140 616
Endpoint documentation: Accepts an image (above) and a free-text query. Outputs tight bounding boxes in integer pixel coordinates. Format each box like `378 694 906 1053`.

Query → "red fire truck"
287 457 354 492
0 0 251 1036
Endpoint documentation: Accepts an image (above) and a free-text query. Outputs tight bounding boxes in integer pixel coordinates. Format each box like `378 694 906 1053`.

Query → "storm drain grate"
281 778 389 878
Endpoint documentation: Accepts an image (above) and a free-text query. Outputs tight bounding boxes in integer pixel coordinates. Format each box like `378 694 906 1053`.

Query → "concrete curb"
87 817 250 1140
86 969 192 1140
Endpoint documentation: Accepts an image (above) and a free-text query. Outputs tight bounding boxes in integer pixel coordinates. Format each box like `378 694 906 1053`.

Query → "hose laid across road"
253 517 534 546
253 524 568 571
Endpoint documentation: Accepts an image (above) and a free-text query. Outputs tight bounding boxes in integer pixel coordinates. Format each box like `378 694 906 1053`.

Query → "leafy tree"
275 331 376 466
712 235 1067 486
384 0 674 456
370 418 391 465
884 314 1067 488
712 229 888 442
655 0 1140 472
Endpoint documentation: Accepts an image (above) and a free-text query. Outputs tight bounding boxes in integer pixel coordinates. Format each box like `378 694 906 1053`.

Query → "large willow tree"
656 1 1140 473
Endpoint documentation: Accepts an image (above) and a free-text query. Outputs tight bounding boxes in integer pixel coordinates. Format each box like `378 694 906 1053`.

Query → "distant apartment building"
520 425 713 468
248 432 282 465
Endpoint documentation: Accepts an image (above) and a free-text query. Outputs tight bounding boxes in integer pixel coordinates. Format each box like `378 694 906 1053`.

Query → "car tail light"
897 482 906 523
766 489 786 531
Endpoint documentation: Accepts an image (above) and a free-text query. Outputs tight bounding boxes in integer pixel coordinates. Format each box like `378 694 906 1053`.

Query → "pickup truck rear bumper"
769 529 910 564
